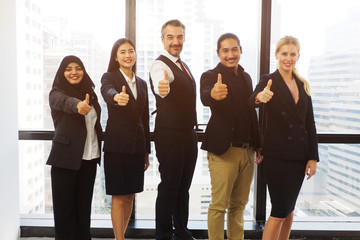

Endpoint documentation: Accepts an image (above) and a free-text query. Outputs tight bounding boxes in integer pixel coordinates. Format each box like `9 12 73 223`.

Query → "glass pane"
18 0 125 215
18 0 125 130
297 144 360 219
136 0 261 220
266 144 360 220
19 140 107 215
269 0 360 221
270 0 360 134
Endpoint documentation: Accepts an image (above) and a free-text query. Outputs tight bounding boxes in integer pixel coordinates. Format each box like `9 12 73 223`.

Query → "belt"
232 142 251 148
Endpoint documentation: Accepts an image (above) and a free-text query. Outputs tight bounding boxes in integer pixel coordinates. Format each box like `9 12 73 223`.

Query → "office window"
269 0 360 220
135 0 261 220
18 0 125 215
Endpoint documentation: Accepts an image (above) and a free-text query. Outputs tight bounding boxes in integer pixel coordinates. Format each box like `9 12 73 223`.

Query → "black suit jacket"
200 63 261 156
47 89 102 170
101 70 150 155
250 70 319 161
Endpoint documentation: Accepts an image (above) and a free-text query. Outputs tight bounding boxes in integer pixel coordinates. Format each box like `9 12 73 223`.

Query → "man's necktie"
177 58 192 80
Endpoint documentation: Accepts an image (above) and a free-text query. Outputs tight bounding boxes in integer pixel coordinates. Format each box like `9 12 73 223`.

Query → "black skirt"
262 157 307 218
104 152 145 195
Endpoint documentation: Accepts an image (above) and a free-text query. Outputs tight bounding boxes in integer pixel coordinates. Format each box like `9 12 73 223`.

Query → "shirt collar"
162 50 180 64
119 68 136 84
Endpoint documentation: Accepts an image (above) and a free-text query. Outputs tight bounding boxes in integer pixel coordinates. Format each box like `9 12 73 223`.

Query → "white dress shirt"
120 69 137 99
149 51 190 97
82 107 100 160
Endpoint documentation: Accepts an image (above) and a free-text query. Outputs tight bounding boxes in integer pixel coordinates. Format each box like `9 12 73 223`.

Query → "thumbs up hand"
114 86 130 106
211 73 228 101
77 93 92 115
158 70 170 97
256 79 274 103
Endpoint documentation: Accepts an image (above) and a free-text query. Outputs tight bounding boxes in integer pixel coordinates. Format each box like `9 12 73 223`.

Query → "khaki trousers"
207 146 255 240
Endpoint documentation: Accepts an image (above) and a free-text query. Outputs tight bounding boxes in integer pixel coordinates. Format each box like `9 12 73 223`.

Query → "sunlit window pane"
18 0 125 215
269 0 360 221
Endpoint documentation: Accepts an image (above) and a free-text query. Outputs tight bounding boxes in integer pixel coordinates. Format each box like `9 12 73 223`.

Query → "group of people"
47 19 319 240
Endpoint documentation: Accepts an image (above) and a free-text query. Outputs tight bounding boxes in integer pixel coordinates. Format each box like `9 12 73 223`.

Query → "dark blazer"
250 70 319 161
200 63 261 156
47 89 102 170
101 70 150 155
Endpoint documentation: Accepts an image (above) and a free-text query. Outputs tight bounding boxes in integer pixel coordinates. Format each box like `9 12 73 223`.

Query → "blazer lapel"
273 70 306 123
273 70 296 106
116 70 137 101
135 76 144 103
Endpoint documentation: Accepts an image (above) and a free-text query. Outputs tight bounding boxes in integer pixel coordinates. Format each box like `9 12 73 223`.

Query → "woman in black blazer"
47 55 102 240
251 36 319 240
101 38 150 240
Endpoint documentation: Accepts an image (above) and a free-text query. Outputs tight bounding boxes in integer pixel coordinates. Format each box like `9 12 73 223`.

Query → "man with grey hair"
149 19 197 240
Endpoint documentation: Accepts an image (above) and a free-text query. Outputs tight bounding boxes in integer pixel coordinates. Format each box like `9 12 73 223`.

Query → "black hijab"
52 55 96 105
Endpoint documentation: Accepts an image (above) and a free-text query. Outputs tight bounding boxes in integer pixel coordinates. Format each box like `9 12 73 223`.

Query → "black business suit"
251 69 318 161
47 85 102 240
250 69 319 218
101 70 150 195
47 90 102 170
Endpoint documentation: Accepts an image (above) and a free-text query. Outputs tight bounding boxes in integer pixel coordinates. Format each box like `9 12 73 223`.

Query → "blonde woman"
251 36 319 240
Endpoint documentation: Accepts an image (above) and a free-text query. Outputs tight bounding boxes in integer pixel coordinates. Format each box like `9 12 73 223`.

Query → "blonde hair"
276 36 311 96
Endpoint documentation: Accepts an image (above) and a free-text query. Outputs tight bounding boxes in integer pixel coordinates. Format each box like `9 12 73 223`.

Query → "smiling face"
161 25 185 57
217 38 242 70
64 62 84 85
115 42 136 71
275 43 300 73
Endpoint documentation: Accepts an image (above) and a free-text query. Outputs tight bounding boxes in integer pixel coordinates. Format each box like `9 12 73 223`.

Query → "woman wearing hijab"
47 55 102 240
101 38 150 240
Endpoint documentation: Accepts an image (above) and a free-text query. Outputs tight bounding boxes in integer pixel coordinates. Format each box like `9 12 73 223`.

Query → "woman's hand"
256 79 273 103
144 154 150 171
305 160 317 180
114 86 129 106
77 94 92 115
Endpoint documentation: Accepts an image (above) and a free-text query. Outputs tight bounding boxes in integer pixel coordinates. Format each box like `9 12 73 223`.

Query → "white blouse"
82 107 100 160
120 69 137 100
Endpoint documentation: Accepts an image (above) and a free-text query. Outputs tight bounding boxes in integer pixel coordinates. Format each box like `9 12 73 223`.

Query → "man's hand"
77 94 92 115
114 86 130 106
256 79 273 103
210 73 228 100
158 70 170 97
255 148 263 164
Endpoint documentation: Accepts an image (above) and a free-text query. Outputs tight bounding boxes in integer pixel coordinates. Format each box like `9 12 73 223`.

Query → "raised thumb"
122 85 126 93
266 79 272 90
164 70 169 81
217 73 222 85
85 94 90 104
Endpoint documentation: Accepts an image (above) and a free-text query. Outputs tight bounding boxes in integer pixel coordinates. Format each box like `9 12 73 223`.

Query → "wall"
0 0 20 238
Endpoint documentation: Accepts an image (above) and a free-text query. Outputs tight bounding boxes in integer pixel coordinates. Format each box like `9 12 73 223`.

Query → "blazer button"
300 125 304 128
289 124 293 128
288 136 292 140
300 137 304 141
282 111 286 115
